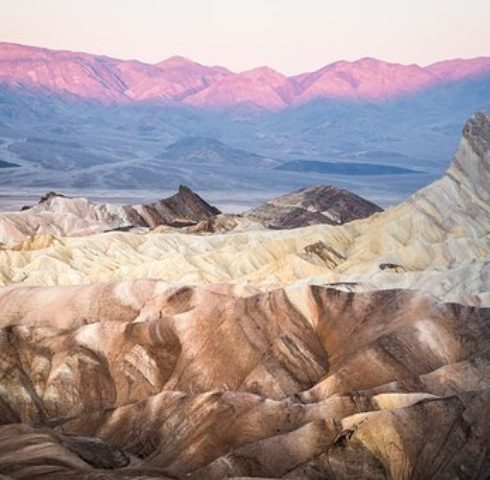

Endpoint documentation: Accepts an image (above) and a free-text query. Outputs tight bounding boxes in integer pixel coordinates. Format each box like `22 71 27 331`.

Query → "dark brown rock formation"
0 185 221 241
245 184 382 229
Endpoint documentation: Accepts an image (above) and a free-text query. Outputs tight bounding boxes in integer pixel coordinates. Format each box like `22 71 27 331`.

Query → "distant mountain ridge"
1 43 489 203
1 42 489 110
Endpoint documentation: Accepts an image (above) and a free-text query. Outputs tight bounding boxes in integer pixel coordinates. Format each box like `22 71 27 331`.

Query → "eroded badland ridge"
0 113 489 478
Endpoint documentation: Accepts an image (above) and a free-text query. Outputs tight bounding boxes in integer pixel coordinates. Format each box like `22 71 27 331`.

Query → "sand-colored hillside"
0 114 488 306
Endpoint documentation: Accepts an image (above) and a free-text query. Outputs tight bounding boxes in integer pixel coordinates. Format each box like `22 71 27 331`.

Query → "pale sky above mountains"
1 0 490 75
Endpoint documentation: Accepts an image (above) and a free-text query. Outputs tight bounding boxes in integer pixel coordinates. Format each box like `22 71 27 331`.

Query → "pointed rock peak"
462 112 490 158
166 185 221 217
178 184 194 194
444 112 490 204
38 191 68 204
175 184 209 201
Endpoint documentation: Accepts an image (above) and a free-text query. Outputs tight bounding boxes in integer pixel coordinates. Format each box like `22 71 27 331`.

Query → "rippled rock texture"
0 113 489 478
0 114 488 307
0 281 489 479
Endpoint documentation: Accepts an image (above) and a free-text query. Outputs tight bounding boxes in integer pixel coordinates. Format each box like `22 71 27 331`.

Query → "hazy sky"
2 0 490 74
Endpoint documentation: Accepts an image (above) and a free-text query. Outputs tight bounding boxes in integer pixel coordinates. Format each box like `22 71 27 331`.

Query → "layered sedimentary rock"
0 183 383 242
0 185 220 242
0 113 489 478
245 184 383 228
0 114 488 306
153 213 266 235
0 281 489 478
155 184 382 235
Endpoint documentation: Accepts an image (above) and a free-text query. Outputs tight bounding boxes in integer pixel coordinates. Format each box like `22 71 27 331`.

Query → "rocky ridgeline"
0 183 383 243
0 113 489 478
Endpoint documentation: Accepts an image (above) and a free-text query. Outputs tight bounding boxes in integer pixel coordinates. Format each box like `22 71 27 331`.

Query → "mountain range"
1 42 490 109
0 42 490 206
0 39 490 479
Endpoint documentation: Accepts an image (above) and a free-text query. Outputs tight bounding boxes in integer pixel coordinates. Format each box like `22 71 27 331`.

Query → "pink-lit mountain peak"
329 57 405 70
157 55 198 67
0 42 108 66
182 65 293 110
427 57 490 81
294 57 437 99
240 66 286 79
0 42 128 102
156 55 232 76
0 42 40 60
0 42 489 108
